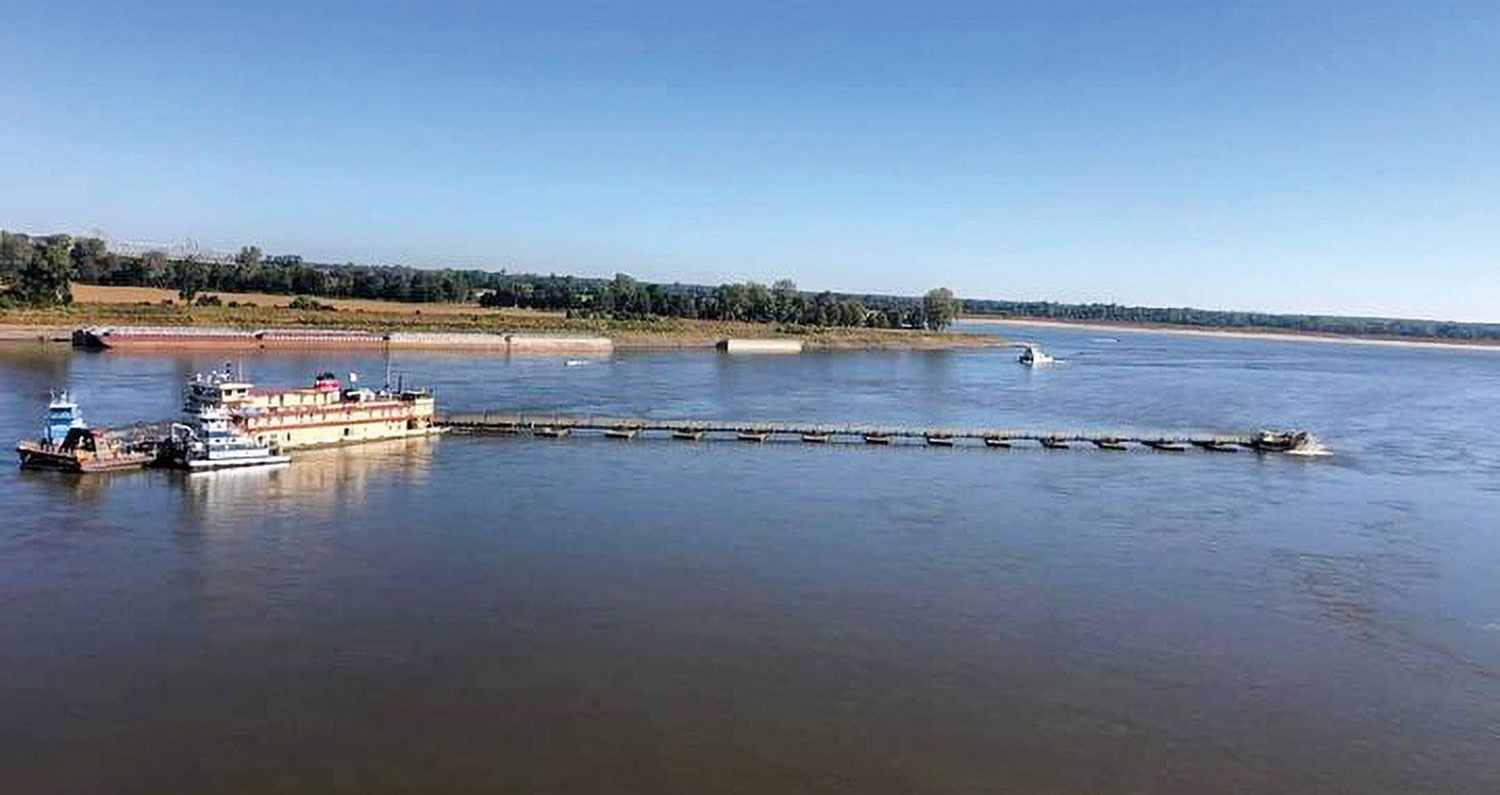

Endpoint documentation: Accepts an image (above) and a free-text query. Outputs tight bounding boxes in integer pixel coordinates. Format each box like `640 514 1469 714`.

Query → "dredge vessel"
184 367 441 451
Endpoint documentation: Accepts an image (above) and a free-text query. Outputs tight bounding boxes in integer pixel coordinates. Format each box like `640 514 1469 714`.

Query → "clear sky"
2 1 1497 320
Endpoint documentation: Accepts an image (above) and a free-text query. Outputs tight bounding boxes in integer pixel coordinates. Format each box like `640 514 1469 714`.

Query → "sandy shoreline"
960 317 1500 352
0 326 71 342
0 323 996 352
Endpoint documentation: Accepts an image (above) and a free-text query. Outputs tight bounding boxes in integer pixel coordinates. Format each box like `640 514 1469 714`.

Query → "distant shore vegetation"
0 231 958 331
960 298 1500 343
4 229 1498 342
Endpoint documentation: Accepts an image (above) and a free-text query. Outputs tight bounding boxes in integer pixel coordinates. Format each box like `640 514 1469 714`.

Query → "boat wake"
1286 434 1333 457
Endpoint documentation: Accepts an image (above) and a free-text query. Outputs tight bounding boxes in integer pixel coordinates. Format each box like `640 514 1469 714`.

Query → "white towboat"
1018 344 1056 366
167 404 290 471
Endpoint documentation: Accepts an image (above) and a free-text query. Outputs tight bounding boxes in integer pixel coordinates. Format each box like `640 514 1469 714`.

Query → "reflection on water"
15 465 132 504
0 343 71 383
177 436 438 519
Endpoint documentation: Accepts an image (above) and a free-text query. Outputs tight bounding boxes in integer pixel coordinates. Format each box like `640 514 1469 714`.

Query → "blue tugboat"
15 391 153 473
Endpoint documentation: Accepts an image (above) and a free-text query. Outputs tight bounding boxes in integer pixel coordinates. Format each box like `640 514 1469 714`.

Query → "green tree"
236 245 262 269
70 237 107 282
173 256 207 302
771 278 799 322
745 282 774 322
0 231 32 294
17 234 75 305
140 251 171 287
922 287 957 330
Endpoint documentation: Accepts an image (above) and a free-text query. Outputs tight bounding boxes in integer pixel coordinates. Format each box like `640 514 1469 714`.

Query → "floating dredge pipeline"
440 413 1327 455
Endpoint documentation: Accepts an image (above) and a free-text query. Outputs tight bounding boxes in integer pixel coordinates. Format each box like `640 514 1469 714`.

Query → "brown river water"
2 322 1499 793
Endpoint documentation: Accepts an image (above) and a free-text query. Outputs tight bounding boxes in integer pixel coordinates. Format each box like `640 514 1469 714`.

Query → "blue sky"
2 1 1497 320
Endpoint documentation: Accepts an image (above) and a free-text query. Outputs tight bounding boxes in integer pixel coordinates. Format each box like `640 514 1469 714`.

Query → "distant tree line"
82 243 487 305
0 231 959 329
487 274 958 329
7 229 1495 340
961 299 1500 342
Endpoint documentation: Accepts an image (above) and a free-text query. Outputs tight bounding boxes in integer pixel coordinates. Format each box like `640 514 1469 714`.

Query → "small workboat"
16 391 153 473
1018 344 1056 366
1250 430 1323 454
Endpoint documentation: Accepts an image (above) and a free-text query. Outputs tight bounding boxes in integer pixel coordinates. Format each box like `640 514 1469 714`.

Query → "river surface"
3 323 1499 794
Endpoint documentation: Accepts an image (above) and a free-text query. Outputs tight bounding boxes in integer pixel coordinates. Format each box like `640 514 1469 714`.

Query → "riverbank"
0 304 994 351
962 315 1500 351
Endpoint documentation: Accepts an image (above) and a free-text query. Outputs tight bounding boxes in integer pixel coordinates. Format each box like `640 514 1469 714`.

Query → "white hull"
186 453 292 471
1018 345 1056 366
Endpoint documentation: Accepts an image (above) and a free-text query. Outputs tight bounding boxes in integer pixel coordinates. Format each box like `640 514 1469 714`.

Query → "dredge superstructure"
184 368 440 451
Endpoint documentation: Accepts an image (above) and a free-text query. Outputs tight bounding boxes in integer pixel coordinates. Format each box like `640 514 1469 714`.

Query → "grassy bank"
0 301 994 350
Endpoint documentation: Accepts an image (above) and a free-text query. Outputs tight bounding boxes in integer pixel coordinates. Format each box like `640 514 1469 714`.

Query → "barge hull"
17 444 151 473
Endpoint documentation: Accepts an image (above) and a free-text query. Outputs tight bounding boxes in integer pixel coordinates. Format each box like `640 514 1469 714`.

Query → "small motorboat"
863 434 891 445
1040 437 1070 449
737 430 771 443
925 435 956 447
801 432 832 443
983 437 1013 448
1093 438 1129 451
1018 344 1056 367
604 426 639 439
16 391 153 473
534 426 570 438
671 429 704 441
